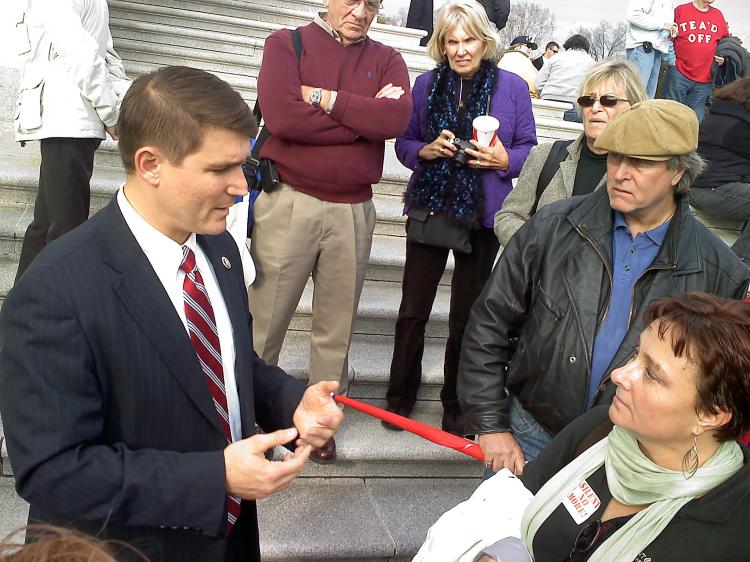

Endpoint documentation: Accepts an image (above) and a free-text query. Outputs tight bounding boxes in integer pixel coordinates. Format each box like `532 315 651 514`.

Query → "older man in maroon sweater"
250 0 412 462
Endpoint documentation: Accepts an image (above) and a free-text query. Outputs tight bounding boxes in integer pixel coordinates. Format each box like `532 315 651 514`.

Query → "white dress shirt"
117 188 242 442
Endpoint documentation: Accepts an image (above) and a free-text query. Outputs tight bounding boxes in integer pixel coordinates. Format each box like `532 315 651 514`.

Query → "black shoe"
381 404 412 431
441 410 465 437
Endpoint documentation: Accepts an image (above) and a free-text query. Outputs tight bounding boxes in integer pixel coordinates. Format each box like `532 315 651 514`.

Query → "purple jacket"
396 68 538 228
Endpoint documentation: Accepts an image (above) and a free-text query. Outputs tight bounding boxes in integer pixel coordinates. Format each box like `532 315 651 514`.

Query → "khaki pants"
249 184 376 389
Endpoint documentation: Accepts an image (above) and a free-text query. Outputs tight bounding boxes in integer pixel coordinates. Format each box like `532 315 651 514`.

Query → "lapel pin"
221 257 232 269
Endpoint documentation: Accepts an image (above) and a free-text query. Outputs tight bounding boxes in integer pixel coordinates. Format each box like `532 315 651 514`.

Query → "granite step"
279 330 449 401
0 144 407 232
0 198 450 285
111 0 428 49
258 477 477 561
287 399 481 478
0 477 28 542
109 4 431 74
289 277 450 338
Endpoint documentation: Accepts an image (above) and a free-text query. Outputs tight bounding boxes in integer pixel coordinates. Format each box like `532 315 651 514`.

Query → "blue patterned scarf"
405 60 498 227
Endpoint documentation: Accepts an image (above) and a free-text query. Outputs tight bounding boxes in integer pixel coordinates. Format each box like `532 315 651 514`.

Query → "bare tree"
383 5 409 27
574 20 627 61
497 1 556 53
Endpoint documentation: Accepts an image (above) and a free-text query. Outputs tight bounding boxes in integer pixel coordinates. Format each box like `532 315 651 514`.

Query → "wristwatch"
310 88 323 107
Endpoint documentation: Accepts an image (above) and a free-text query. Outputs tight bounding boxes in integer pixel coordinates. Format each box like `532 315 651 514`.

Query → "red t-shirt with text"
673 2 728 83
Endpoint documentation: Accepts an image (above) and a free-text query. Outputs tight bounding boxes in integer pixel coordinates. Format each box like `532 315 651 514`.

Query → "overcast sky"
386 0 750 46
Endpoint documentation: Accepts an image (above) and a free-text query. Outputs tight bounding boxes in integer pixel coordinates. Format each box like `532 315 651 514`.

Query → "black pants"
406 0 433 46
16 137 100 281
386 224 499 416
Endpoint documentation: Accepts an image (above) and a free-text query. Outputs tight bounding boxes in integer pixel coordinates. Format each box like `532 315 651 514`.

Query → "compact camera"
450 137 475 166
243 157 281 192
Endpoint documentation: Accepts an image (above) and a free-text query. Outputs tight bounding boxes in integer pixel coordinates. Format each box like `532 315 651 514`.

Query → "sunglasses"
577 94 629 107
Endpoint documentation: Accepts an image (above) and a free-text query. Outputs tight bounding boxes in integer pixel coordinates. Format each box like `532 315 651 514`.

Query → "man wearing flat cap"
458 99 750 476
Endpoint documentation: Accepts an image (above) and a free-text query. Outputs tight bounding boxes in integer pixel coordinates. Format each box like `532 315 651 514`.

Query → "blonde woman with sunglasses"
495 59 647 246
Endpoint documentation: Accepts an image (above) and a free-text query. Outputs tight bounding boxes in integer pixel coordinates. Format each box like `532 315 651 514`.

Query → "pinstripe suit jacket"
0 199 306 561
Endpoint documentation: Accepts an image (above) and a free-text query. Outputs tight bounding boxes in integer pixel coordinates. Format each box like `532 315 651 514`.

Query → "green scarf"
521 425 743 562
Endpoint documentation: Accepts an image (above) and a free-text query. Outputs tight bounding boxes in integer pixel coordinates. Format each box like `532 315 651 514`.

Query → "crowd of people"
1 0 749 560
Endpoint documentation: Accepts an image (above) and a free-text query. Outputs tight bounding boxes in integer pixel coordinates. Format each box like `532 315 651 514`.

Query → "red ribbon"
333 394 485 462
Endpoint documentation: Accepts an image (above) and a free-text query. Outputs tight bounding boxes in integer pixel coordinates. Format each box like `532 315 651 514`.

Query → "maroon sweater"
257 23 412 203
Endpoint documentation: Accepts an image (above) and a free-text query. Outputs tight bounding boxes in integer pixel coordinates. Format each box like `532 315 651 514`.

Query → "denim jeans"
627 46 663 99
562 107 582 123
690 183 750 260
482 395 554 479
662 65 713 121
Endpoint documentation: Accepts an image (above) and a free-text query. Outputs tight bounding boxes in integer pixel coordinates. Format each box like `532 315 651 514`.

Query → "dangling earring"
682 434 699 479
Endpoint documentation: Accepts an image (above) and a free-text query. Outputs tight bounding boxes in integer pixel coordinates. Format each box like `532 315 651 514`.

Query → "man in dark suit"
0 66 343 562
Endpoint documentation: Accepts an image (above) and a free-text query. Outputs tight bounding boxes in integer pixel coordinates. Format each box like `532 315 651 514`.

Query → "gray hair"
667 151 706 195
427 0 501 64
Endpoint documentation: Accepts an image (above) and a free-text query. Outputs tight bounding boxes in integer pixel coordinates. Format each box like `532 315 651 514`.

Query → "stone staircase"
0 0 743 559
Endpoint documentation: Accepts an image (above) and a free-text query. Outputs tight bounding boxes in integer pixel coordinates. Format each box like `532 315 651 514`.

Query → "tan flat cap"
593 99 698 161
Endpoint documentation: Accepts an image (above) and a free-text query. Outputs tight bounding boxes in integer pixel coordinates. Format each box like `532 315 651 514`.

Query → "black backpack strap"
252 27 304 126
530 139 574 216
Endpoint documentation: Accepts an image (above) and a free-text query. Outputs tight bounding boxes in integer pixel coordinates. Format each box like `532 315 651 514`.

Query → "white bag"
413 469 533 562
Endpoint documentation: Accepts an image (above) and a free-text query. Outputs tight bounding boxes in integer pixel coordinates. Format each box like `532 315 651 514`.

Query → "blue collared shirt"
586 212 671 408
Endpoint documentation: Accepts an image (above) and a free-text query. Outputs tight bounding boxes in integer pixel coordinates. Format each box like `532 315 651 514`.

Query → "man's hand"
714 55 725 66
293 381 344 448
224 428 312 500
106 125 119 140
479 432 526 475
375 82 405 100
418 129 458 161
466 139 510 171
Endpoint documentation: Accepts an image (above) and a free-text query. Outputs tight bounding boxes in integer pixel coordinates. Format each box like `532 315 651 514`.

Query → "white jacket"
626 0 675 53
13 0 131 141
534 49 595 104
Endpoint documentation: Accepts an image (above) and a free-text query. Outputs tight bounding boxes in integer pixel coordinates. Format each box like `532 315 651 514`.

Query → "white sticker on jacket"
561 480 601 524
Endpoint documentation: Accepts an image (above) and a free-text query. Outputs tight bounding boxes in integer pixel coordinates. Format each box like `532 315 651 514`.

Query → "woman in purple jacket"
383 0 537 435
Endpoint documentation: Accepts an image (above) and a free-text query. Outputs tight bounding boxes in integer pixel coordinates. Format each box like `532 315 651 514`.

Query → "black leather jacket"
458 188 749 436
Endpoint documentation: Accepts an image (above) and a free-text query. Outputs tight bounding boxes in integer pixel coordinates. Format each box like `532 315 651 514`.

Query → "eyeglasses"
550 48 559 53
577 94 629 107
343 0 382 13
571 520 604 555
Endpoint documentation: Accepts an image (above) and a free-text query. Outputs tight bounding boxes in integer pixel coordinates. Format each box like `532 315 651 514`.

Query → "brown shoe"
310 437 336 464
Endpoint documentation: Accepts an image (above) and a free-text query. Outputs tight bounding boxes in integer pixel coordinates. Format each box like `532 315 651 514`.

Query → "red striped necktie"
180 246 242 533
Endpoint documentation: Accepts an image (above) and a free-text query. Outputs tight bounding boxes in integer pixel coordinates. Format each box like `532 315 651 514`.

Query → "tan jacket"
494 134 585 246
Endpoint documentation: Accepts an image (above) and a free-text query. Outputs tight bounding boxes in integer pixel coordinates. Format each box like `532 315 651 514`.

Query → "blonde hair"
578 59 648 106
426 0 501 64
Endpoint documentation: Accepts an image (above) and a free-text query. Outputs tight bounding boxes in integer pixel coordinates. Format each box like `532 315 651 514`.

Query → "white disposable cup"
472 115 500 147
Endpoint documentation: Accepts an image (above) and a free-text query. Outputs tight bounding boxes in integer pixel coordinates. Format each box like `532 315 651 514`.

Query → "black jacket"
711 36 749 88
521 406 750 562
694 98 750 189
458 188 749 436
477 0 509 29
